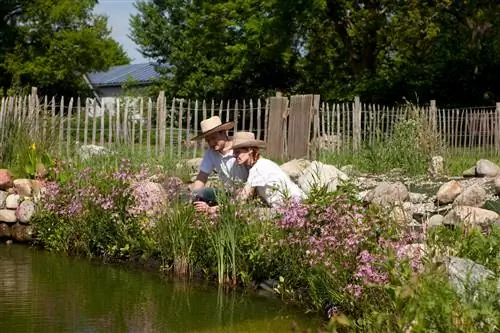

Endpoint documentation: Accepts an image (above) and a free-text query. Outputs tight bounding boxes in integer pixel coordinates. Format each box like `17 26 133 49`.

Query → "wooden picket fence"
1 88 500 162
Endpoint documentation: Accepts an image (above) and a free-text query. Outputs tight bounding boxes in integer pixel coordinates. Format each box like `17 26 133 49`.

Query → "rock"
425 214 444 229
0 209 17 223
462 167 477 177
389 206 412 224
78 144 114 160
0 169 14 190
0 191 8 208
428 155 444 178
446 256 497 301
10 223 34 242
16 200 35 224
5 194 20 209
494 176 500 195
452 185 487 208
443 206 499 227
0 223 11 238
436 180 462 205
364 181 409 206
475 159 500 177
408 202 437 221
280 159 311 179
297 161 348 194
13 179 32 196
409 192 428 204
130 181 168 218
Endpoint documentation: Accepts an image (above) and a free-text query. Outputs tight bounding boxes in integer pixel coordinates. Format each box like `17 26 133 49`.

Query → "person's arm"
191 172 209 190
190 152 213 190
236 185 255 202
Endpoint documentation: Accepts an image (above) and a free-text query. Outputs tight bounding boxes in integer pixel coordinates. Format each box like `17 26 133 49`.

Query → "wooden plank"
146 98 152 157
177 99 184 158
75 97 81 145
264 98 269 143
256 99 262 140
108 99 113 148
186 100 191 156
249 100 254 133
100 99 105 146
266 96 288 160
353 96 361 150
287 95 312 159
139 98 144 147
131 100 136 152
123 98 129 145
193 100 199 158
91 99 97 145
66 98 73 157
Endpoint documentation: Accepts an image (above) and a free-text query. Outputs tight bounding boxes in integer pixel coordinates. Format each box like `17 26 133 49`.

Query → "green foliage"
0 0 130 96
427 225 500 274
154 204 197 276
130 0 500 106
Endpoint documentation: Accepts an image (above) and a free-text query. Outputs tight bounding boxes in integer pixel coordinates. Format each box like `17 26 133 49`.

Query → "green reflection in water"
0 244 320 333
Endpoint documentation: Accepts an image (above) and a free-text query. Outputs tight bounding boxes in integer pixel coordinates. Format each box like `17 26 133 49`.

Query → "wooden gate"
265 94 320 161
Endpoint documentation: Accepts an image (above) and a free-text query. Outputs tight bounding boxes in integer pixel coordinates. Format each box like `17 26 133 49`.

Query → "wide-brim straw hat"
231 131 266 150
191 116 234 140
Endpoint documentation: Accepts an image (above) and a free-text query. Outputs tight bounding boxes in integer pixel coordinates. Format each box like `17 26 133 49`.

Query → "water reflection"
0 244 319 333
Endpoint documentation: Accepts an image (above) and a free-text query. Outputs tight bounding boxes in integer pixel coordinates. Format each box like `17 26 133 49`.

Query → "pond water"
0 244 320 333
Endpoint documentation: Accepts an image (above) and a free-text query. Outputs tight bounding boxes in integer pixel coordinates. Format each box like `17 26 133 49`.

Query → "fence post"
495 102 500 154
353 96 361 150
430 100 437 133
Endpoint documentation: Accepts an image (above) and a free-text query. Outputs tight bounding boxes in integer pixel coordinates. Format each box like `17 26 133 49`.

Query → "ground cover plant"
26 152 499 332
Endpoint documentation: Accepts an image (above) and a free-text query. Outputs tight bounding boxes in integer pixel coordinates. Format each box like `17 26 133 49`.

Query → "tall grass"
155 204 197 276
318 104 446 175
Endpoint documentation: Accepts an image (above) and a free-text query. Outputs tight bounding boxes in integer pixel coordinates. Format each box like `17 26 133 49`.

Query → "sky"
94 0 148 64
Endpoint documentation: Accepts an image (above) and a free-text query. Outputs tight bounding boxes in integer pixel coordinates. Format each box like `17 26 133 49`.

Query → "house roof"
86 63 164 87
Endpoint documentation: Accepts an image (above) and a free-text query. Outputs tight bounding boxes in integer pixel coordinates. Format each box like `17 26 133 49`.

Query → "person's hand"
193 201 209 213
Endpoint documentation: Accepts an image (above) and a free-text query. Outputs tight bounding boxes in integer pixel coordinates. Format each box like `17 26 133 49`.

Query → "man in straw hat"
189 116 249 213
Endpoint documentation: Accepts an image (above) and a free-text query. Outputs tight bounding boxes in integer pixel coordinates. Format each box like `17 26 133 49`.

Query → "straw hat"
191 116 234 140
231 132 266 150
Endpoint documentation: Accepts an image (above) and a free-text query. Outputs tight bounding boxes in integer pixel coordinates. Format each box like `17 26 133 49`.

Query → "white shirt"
200 148 248 189
245 158 306 208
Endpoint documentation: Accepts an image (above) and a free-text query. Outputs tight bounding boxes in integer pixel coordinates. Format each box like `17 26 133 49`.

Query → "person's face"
205 131 227 152
233 148 251 166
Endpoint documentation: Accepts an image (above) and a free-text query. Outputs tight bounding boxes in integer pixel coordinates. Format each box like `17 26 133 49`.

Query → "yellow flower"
30 143 36 151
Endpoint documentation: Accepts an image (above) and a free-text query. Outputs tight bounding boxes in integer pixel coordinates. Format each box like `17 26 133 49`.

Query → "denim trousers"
191 187 229 207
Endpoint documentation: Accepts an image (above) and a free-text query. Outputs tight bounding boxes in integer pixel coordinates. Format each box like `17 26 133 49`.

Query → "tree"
1 0 130 97
130 0 300 99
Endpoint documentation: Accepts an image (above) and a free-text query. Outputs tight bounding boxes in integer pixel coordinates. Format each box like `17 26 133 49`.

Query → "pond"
0 244 321 333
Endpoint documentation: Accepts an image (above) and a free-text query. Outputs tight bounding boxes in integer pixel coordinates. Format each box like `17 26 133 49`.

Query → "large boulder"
452 185 487 208
436 180 462 205
297 161 348 194
129 180 168 218
0 169 14 190
443 206 499 227
13 179 33 197
475 159 500 177
280 159 311 179
78 144 115 160
364 181 409 206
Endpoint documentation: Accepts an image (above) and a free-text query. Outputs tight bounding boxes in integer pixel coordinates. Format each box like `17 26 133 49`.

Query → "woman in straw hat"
190 116 249 212
231 131 306 208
